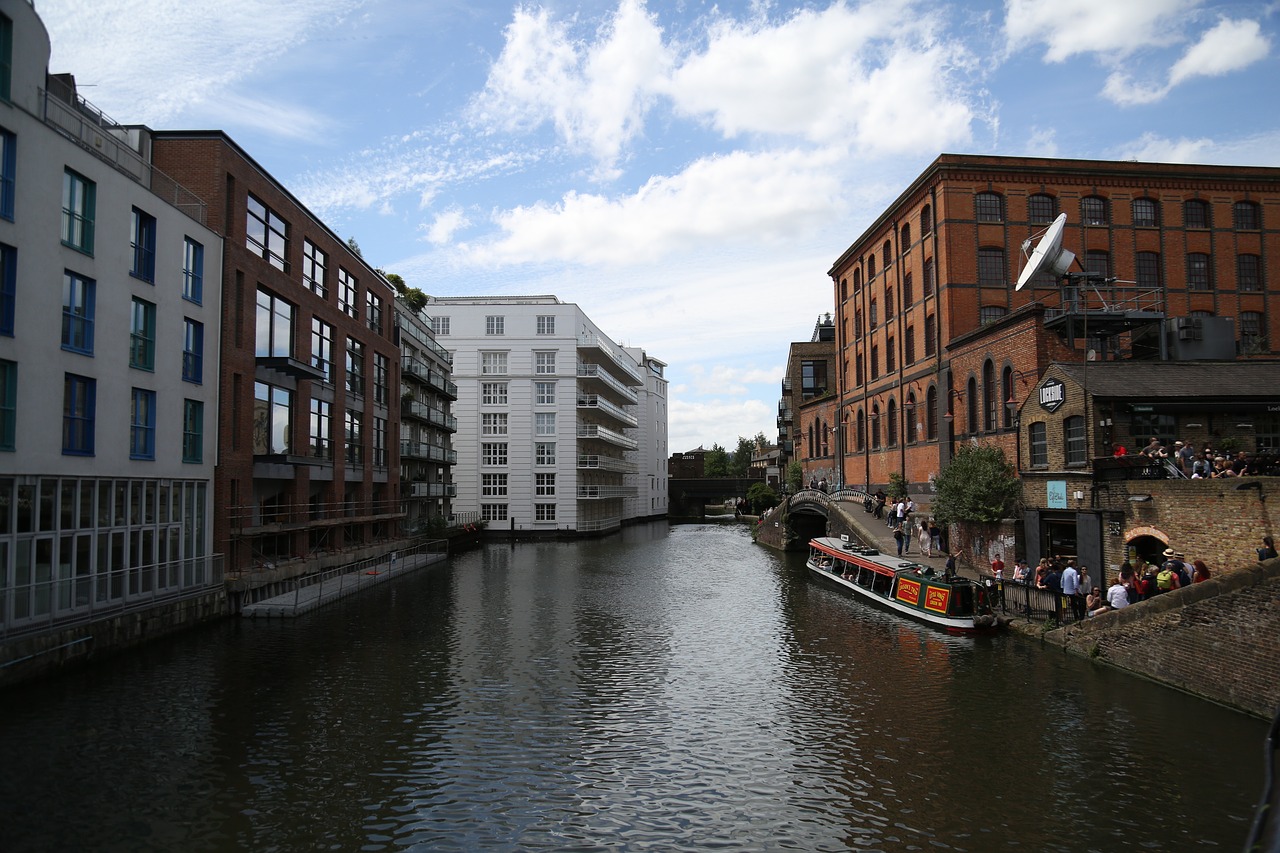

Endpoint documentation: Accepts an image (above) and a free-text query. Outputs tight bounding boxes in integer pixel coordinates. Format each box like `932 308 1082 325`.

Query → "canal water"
0 522 1267 852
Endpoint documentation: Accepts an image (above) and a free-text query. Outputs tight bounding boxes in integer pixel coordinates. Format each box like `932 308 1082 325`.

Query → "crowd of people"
1120 435 1274 478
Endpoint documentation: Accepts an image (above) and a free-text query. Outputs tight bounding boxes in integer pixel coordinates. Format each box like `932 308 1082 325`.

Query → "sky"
37 0 1280 453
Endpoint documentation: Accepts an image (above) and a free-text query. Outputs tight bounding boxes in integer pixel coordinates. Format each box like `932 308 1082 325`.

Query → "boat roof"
810 537 969 583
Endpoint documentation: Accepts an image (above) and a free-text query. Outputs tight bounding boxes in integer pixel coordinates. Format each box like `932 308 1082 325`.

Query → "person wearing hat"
1157 548 1182 593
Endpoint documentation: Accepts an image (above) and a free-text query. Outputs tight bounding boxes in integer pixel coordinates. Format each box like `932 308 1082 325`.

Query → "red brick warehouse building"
827 154 1280 493
150 132 402 600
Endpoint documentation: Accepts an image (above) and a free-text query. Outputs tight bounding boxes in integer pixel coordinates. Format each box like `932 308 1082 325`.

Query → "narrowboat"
807 536 1007 633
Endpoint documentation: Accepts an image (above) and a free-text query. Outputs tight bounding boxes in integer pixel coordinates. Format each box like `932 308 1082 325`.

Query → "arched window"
966 376 978 434
1184 199 1210 228
856 409 865 451
982 360 996 431
853 268 862 291
1028 194 1056 223
921 204 932 234
926 386 938 441
1001 365 1014 429
1085 250 1110 280
903 272 913 307
1241 311 1267 354
871 404 882 449
867 255 876 280
821 421 830 457
923 258 935 296
905 392 918 445
840 277 848 303
883 240 892 267
887 398 898 447
1082 196 1108 226
1064 416 1086 464
807 422 815 458
1029 422 1048 466
1133 198 1159 227
1234 201 1260 230
900 223 911 254
976 192 1004 222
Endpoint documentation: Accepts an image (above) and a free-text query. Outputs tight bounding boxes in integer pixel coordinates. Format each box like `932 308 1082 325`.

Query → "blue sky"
38 0 1279 453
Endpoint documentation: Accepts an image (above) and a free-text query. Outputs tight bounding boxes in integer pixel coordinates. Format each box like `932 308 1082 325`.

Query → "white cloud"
1101 72 1171 106
1112 132 1215 163
1004 0 1196 62
669 396 775 454
424 208 472 245
467 146 846 266
1113 130 1280 167
1168 18 1270 86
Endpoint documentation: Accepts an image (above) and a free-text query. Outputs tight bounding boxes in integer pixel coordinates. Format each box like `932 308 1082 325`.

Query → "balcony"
230 499 403 533
401 399 457 432
400 440 458 465
402 356 458 399
398 317 453 364
577 394 638 428
408 481 457 499
577 454 637 473
577 423 638 450
578 333 643 385
576 485 637 499
576 362 639 404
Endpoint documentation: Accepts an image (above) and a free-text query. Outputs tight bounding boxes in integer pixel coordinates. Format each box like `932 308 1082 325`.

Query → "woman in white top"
1106 580 1130 610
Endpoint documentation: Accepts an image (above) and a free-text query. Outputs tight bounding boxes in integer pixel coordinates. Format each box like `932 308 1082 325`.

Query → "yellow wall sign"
924 586 951 614
896 578 921 606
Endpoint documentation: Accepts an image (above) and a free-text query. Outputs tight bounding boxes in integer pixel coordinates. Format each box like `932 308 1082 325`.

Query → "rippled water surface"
0 522 1267 851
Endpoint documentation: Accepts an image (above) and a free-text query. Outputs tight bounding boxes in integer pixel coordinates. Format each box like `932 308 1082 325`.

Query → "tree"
703 444 731 477
786 461 803 493
887 472 909 501
347 236 363 257
931 444 1022 525
384 272 407 295
731 436 756 477
746 482 780 514
405 288 429 312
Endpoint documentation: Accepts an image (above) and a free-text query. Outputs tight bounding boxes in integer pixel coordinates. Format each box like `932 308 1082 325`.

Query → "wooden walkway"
241 549 447 618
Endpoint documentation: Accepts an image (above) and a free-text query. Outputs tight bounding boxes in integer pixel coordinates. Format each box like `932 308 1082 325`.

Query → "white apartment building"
425 295 664 535
624 346 669 520
0 0 223 639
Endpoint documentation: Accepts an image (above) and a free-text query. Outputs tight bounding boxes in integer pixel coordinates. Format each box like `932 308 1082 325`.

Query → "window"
882 240 892 266
1234 201 1260 231
1002 366 1014 429
1081 196 1108 226
130 298 156 370
0 15 13 100
537 314 555 335
535 351 556 375
482 473 508 497
130 388 156 459
854 310 863 338
853 269 862 292
854 353 864 386
905 393 917 445
535 442 556 465
182 318 203 384
921 205 932 234
337 268 358 318
923 258 935 296
485 315 505 335
1028 194 1056 223
977 248 1005 286
900 223 911 254
536 381 556 404
886 336 895 372
1064 415 1086 465
1257 415 1280 452
61 169 95 253
975 192 1004 222
1187 253 1211 291
979 306 1007 326
869 299 878 327
926 386 938 441
482 504 508 522
373 417 387 468
535 504 556 522
905 326 915 364
303 240 327 297
0 358 14 451
311 318 333 383
0 129 14 220
430 316 449 336
130 207 156 283
887 399 897 447
1133 198 1159 227
482 352 508 375
801 360 827 397
482 382 508 405
885 287 894 319
902 273 913 307
855 410 865 450
966 377 978 434
1238 254 1261 292
983 360 996 431
345 338 364 395
246 193 289 271
253 382 292 455
63 374 95 455
0 241 14 336
255 290 293 357
373 352 389 404
535 473 556 497
482 442 508 466
482 413 508 435
924 317 936 356
871 404 881 449
366 292 383 334
535 413 556 436
309 398 332 459
182 237 204 304
1240 312 1267 354
1136 252 1161 290
870 345 879 380
1184 199 1210 228
867 256 876 280
62 271 94 354
345 409 363 465
1085 250 1110 281
1029 422 1048 466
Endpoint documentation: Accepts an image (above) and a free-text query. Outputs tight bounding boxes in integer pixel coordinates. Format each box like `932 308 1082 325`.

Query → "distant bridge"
668 478 760 519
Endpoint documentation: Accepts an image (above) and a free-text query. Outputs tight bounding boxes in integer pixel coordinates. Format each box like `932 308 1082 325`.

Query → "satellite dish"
1086 349 1098 361
1015 213 1076 291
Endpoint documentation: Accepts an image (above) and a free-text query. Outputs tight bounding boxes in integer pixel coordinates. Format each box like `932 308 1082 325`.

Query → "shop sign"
1038 378 1066 413
1047 480 1067 509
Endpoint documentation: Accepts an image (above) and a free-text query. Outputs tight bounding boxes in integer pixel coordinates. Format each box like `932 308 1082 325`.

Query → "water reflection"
0 522 1265 852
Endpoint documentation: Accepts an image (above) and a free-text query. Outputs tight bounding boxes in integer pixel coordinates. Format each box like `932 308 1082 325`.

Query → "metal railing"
577 423 638 450
401 440 457 464
401 356 458 398
280 540 446 611
1043 284 1164 322
577 454 636 473
1 553 224 641
988 579 1085 625
577 334 643 384
576 394 638 427
229 499 402 531
577 485 637 499
576 362 639 404
577 516 622 532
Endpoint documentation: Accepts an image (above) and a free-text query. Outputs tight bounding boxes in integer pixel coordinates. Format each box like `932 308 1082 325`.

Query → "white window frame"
535 503 556 521
482 382 508 405
482 413 508 435
535 413 556 436
482 473 508 496
482 504 508 521
537 315 555 335
535 473 556 496
535 381 556 405
485 315 505 335
481 352 508 375
430 316 449 336
535 351 556 375
482 442 508 466
535 442 556 465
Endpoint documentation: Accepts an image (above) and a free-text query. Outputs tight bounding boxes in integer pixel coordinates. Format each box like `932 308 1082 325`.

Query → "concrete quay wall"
1 589 229 690
1046 558 1280 719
